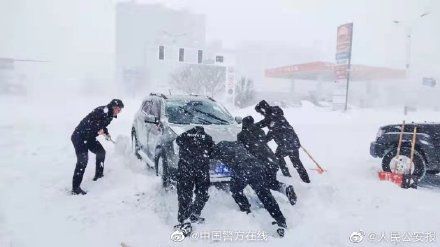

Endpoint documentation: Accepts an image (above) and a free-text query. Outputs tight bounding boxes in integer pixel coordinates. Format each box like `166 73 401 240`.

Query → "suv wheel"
131 129 142 160
382 147 426 180
155 151 171 187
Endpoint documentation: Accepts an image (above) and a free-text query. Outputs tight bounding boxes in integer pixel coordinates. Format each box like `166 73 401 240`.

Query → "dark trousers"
252 147 288 192
177 168 210 223
230 174 286 225
275 148 305 172
266 170 286 193
72 135 106 189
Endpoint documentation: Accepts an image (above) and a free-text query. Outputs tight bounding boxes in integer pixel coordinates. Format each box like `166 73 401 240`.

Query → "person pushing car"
211 141 288 237
174 126 214 236
254 100 310 183
238 116 297 205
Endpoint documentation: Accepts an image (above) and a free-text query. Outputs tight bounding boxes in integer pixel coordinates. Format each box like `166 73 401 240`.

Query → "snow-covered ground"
1 94 440 247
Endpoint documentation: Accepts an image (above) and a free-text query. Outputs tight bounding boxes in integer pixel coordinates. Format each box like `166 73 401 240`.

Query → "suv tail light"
376 129 385 138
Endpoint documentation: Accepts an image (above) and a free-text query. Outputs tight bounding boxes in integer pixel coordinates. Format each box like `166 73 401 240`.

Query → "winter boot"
93 174 104 181
240 208 252 214
295 165 310 183
285 185 297 206
190 214 205 224
72 187 87 195
272 221 287 237
174 221 192 237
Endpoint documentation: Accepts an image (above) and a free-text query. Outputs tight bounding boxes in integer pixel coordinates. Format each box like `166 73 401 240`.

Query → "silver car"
131 93 242 186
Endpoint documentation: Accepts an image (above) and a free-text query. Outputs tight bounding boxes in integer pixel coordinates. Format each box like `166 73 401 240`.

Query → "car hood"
168 123 241 142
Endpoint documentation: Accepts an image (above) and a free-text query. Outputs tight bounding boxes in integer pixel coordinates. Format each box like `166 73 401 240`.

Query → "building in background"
116 2 204 93
0 57 49 95
116 2 233 96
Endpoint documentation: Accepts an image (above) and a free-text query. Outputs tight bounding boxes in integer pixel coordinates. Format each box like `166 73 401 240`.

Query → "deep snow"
1 94 440 247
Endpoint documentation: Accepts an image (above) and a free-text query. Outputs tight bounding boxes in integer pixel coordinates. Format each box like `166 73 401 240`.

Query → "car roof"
146 94 215 102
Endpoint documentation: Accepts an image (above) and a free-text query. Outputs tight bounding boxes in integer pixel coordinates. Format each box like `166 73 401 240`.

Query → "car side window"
142 100 153 115
151 100 161 118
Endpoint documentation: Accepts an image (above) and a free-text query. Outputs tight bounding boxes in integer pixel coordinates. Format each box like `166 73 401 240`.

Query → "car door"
138 99 154 152
147 99 163 159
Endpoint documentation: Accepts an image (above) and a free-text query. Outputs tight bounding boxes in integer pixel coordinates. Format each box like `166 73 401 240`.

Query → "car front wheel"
155 152 171 187
131 129 142 160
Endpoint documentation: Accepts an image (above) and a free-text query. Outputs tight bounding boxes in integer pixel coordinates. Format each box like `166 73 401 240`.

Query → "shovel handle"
408 127 417 174
396 121 405 156
300 146 325 173
393 121 406 172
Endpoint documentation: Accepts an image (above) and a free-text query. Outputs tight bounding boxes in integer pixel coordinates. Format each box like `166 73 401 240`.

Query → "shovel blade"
311 168 326 174
378 171 403 186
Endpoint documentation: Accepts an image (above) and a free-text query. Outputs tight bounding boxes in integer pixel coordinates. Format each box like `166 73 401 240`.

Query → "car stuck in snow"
131 93 243 186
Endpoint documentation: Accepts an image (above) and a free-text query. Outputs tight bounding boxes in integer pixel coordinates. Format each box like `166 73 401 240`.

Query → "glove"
105 134 115 144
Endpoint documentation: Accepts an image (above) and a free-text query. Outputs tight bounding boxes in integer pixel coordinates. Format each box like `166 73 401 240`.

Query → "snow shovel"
401 127 419 189
378 121 405 186
377 123 418 189
300 146 326 174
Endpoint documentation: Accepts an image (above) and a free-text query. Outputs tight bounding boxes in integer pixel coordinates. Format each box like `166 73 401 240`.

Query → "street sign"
333 23 354 111
335 52 351 60
422 77 436 87
336 23 353 54
334 64 348 79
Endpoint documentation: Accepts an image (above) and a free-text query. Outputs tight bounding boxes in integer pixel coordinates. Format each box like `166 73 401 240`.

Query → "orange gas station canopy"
265 61 406 81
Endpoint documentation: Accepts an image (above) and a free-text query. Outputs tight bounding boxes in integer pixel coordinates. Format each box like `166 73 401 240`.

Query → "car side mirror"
144 115 159 124
235 116 243 124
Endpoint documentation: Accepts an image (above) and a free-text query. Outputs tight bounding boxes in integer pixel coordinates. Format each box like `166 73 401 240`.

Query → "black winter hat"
193 126 205 133
108 99 124 108
242 116 254 129
255 100 270 113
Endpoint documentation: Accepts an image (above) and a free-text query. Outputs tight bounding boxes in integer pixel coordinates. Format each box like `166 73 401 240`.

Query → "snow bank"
1 94 440 247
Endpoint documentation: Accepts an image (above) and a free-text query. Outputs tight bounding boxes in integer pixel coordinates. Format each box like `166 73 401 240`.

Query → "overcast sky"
1 0 438 76
157 0 439 72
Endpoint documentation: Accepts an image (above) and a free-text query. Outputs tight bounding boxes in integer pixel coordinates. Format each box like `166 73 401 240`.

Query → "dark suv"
370 123 440 179
131 93 242 186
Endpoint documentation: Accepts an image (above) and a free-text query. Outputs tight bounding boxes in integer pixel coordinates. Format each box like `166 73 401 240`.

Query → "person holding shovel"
254 100 310 183
71 99 124 195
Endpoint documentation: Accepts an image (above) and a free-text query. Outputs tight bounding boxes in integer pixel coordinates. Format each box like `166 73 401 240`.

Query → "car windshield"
165 99 234 125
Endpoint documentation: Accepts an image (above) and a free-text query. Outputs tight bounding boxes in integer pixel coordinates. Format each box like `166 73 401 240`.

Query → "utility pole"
344 26 354 112
393 11 430 75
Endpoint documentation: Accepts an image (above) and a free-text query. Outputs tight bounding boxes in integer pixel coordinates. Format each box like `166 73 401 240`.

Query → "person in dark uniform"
71 99 124 195
211 141 288 236
237 116 297 205
175 126 214 233
255 100 310 184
